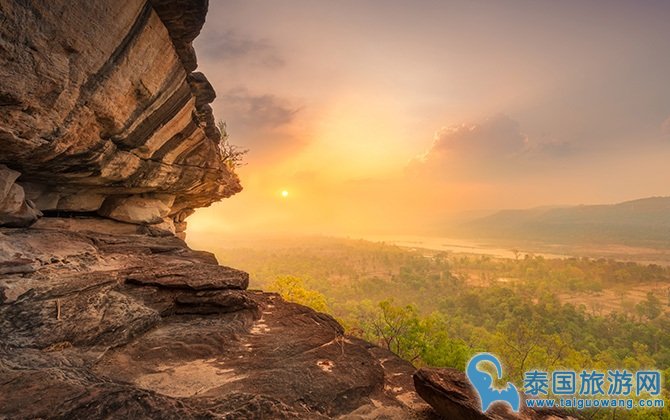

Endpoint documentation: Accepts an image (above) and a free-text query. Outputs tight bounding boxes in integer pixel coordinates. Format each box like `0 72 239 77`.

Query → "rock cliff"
0 0 240 236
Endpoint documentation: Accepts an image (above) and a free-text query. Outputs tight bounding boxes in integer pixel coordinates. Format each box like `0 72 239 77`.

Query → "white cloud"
407 114 529 181
421 114 528 161
407 114 578 182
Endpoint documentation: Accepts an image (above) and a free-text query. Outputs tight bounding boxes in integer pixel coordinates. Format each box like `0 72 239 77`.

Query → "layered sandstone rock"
0 165 42 227
0 0 240 228
0 219 434 418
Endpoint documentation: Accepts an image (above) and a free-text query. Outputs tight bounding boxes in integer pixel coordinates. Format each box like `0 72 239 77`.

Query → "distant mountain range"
460 196 670 247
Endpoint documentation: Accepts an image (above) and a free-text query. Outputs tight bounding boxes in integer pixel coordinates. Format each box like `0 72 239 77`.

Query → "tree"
636 291 662 320
418 312 471 370
267 276 329 313
371 300 422 361
216 120 248 168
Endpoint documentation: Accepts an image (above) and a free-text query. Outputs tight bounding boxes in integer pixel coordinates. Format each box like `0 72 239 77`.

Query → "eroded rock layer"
0 219 433 418
0 0 240 228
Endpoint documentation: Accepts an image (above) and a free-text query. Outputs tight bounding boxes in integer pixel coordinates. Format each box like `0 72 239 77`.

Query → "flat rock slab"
124 262 249 290
92 292 429 418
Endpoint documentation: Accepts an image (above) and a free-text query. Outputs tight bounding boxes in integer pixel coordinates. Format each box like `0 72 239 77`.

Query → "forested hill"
461 196 670 247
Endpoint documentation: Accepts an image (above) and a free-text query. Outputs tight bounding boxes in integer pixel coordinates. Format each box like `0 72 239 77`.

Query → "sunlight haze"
189 0 670 236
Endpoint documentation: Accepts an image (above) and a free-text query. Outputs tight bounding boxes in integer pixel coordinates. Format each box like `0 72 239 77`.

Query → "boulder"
98 194 174 224
57 192 107 212
143 217 178 236
124 261 250 290
0 165 41 227
20 182 61 211
413 368 578 420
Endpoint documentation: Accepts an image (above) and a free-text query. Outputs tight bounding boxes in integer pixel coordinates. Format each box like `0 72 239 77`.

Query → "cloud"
220 88 300 129
418 114 528 162
195 30 284 68
408 115 528 180
407 114 577 182
215 88 306 161
193 29 300 161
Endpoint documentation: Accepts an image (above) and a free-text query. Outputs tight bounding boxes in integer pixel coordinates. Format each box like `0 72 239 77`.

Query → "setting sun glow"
187 1 670 237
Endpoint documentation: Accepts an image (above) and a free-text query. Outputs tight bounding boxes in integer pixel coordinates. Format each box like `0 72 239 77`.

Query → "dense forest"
198 236 670 419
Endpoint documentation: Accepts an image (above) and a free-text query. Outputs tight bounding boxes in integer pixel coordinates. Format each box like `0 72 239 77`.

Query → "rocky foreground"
0 217 436 418
0 217 580 419
0 1 437 417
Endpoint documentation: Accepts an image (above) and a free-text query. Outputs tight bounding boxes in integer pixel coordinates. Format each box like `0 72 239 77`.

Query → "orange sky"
188 0 670 237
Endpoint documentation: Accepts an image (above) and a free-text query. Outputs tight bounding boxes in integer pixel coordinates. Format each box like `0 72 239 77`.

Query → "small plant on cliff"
217 120 248 168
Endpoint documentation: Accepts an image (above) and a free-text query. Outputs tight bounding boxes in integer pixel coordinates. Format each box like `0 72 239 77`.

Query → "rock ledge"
0 0 240 230
0 219 433 418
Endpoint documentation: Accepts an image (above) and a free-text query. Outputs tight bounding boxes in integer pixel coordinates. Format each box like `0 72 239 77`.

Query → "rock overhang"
0 0 240 234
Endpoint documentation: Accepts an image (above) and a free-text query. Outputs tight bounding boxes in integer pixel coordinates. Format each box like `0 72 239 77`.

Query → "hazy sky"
188 0 670 236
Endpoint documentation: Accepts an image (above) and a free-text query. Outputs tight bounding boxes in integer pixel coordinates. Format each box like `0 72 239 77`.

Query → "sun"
281 190 289 198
